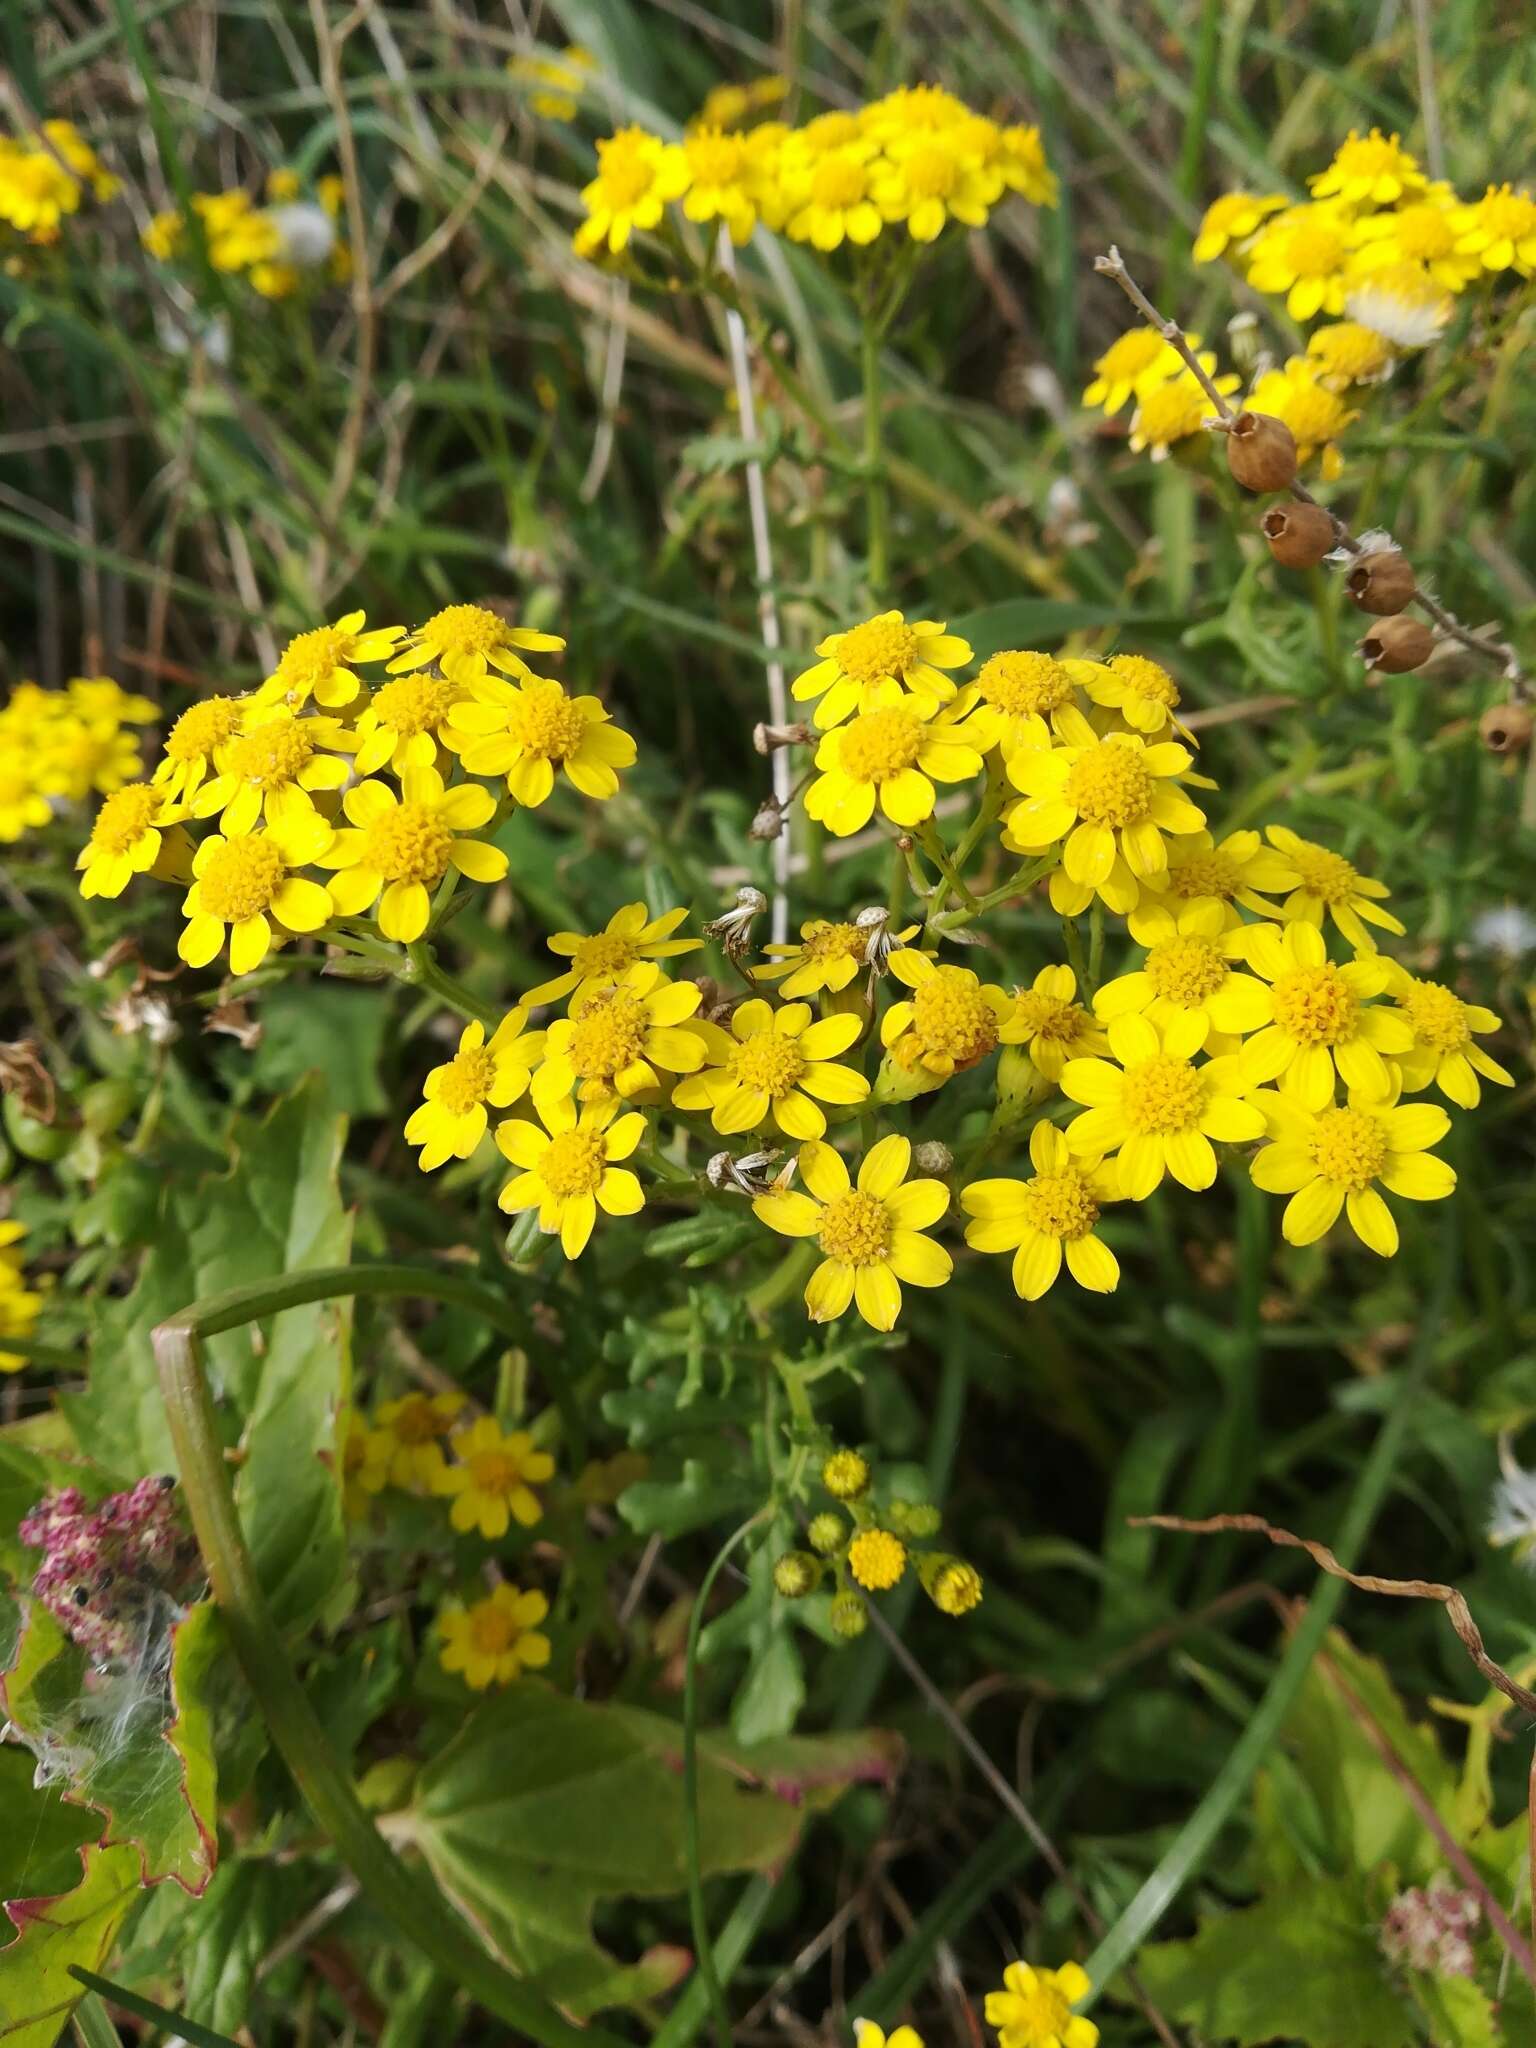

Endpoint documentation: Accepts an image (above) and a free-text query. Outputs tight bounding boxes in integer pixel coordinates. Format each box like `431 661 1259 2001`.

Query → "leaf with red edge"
0 1841 142 2048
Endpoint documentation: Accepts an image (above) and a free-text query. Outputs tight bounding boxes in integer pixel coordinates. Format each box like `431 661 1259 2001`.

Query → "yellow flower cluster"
438 1582 552 1690
573 83 1055 258
0 1223 45 1374
0 676 153 846
0 120 116 245
853 1957 1100 2048
343 1392 556 1540
144 169 351 299
507 42 596 122
76 603 633 974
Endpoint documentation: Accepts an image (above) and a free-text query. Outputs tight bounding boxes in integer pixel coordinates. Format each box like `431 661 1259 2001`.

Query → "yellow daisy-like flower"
509 43 595 122
573 126 690 256
998 965 1109 1081
1095 898 1271 1057
1251 1088 1455 1256
447 676 636 807
860 85 968 143
405 1012 547 1169
963 1122 1120 1300
805 685 988 837
1078 653 1191 740
1127 361 1240 456
1246 359 1358 481
849 1528 907 1591
792 610 973 729
783 142 884 250
190 707 355 835
984 1960 1099 2048
388 602 565 691
438 1584 551 1690
1453 182 1536 276
1234 920 1412 1108
871 133 994 242
1192 191 1286 264
757 917 918 999
260 611 404 711
352 672 464 778
1061 1014 1266 1198
853 2022 924 2048
372 1389 467 1490
1263 824 1406 950
1136 828 1293 930
154 694 247 803
673 998 869 1139
1385 969 1512 1109
0 764 51 844
0 1220 29 1283
77 782 191 899
340 1412 392 1518
434 1416 556 1537
997 124 1057 207
318 765 507 943
1245 204 1356 320
1304 320 1395 389
1082 327 1189 416
969 648 1084 758
1005 704 1205 908
66 675 155 728
495 1093 646 1258
1310 129 1426 209
535 962 705 1105
880 950 1015 1080
0 1262 44 1373
1344 260 1453 350
680 126 756 244
524 903 700 1008
752 1134 952 1331
178 813 335 975
1351 196 1480 293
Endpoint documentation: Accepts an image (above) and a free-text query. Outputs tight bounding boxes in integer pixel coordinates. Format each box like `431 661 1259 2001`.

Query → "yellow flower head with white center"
1062 1013 1266 1199
753 1134 951 1331
439 1584 552 1690
1136 827 1293 930
447 676 636 808
1304 320 1395 390
1005 704 1205 908
1264 824 1405 950
405 1011 547 1170
372 1389 467 1490
881 950 1015 1080
998 965 1109 1081
1082 327 1190 415
319 764 507 943
680 126 756 244
352 672 465 778
852 2020 924 2048
1385 969 1512 1109
984 1960 1099 2048
963 1122 1120 1301
1310 130 1426 209
389 602 565 690
805 684 989 837
155 694 246 803
1351 195 1480 293
1453 183 1536 276
971 648 1083 757
781 139 884 251
524 903 701 1008
1236 920 1413 1108
757 916 918 999
1246 359 1358 481
1344 260 1454 350
1079 652 1190 740
1252 1088 1455 1256
673 998 869 1140
260 610 404 711
178 812 335 975
793 610 973 729
1192 191 1286 265
1244 203 1357 320
1096 898 1270 1058
433 1416 556 1537
77 782 191 899
573 127 690 257
191 706 355 835
495 1092 646 1259
871 132 995 242
1127 359 1240 455
536 961 705 1105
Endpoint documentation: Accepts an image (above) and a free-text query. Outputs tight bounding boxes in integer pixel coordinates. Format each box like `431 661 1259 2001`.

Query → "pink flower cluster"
1380 1872 1482 1978
19 1477 202 1666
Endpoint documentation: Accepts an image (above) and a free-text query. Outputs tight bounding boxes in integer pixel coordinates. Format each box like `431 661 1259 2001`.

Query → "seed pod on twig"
1480 702 1533 754
1347 549 1416 615
1261 502 1335 569
1360 616 1436 674
1224 410 1298 492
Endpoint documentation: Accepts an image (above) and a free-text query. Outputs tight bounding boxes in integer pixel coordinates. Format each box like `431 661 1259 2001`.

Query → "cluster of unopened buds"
20 1478 202 1668
1380 1873 1483 1979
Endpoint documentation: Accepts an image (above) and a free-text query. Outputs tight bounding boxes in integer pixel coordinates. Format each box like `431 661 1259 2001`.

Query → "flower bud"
918 1552 984 1616
887 1499 942 1539
1359 616 1435 674
911 1141 953 1178
1224 410 1298 492
1260 502 1335 570
773 1550 821 1599
821 1448 871 1501
1346 548 1416 615
807 1511 846 1556
1480 701 1534 754
829 1591 869 1640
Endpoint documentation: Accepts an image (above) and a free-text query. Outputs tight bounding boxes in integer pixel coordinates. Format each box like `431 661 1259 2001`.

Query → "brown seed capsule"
1480 701 1534 753
1224 410 1298 492
1360 616 1436 674
1261 502 1336 569
1346 548 1416 615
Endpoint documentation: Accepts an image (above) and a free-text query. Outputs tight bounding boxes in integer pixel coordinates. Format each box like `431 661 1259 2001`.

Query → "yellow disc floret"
1145 934 1230 1006
504 683 593 760
1020 1168 1101 1241
729 1032 806 1098
435 1044 499 1115
837 707 924 782
977 650 1075 716
835 617 921 688
360 801 453 885
1165 848 1242 901
196 834 287 921
1398 978 1469 1052
372 674 458 737
1107 654 1177 708
908 970 1001 1067
228 719 316 785
822 1449 871 1499
536 1126 610 1198
848 1529 907 1592
164 696 242 763
1064 741 1153 826
1308 1105 1389 1190
90 784 160 855
566 988 650 1082
817 1189 894 1267
1269 963 1359 1046
1121 1054 1205 1134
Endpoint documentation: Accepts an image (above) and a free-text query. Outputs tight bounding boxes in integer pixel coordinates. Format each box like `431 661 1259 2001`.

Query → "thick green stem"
403 940 501 1030
861 316 888 592
153 1269 624 2048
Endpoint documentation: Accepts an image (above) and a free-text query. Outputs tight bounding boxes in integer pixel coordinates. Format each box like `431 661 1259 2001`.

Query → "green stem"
861 315 888 592
1061 915 1089 994
746 1241 818 1318
153 1271 624 2048
1087 899 1106 999
403 941 501 1030
929 853 1060 936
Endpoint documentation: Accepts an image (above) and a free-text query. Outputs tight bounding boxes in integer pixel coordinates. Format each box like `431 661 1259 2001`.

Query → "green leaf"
65 1079 353 1632
0 1750 102 1904
237 982 390 1117
409 1682 901 2016
951 599 1186 663
1418 1974 1503 2048
616 1458 758 1539
0 1841 143 2048
1136 1878 1417 2047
